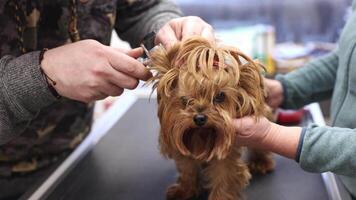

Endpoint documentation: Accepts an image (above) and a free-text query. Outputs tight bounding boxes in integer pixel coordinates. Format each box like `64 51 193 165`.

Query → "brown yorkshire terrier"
148 36 275 200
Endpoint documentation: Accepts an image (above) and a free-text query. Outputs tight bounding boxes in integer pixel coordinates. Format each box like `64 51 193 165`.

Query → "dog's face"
149 36 266 161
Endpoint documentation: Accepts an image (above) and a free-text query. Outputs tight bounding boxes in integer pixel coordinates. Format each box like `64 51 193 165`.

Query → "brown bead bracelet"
39 48 61 99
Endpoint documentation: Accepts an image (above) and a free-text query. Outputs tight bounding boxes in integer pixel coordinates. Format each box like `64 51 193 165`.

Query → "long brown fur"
148 36 275 200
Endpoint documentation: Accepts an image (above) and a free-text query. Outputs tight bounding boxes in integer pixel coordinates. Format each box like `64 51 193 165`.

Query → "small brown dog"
149 36 275 200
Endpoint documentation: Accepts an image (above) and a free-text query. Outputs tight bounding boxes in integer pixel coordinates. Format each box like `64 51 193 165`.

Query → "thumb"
232 118 242 130
232 116 254 130
111 47 143 58
126 47 143 58
233 118 248 147
233 117 257 147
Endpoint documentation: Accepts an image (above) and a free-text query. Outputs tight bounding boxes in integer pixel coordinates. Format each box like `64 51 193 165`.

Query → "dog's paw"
208 191 244 200
166 184 197 200
248 159 275 175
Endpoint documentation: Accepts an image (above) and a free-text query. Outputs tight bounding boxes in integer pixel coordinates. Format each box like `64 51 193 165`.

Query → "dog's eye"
180 96 188 106
213 92 225 103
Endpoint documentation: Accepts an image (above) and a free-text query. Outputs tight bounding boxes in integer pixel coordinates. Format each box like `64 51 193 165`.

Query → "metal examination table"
23 96 351 200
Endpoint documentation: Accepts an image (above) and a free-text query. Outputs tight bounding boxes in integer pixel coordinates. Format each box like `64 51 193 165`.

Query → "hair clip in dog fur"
212 56 234 68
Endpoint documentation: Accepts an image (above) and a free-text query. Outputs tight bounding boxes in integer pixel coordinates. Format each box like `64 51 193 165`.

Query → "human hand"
41 40 152 103
233 116 301 159
155 16 215 49
233 116 276 148
264 78 284 109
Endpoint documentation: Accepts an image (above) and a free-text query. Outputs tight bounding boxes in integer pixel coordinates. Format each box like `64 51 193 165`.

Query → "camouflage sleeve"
0 52 57 145
115 0 182 47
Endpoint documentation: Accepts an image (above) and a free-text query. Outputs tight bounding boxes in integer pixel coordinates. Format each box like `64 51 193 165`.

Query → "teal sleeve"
298 124 356 177
275 50 339 109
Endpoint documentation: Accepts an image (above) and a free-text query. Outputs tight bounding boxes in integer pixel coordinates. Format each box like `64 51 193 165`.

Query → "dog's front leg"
247 149 275 174
204 147 251 200
167 156 200 200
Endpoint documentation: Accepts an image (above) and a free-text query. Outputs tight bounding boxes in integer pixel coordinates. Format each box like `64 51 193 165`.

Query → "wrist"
265 78 284 109
278 81 285 106
261 123 302 159
39 49 61 99
276 81 284 103
259 122 281 149
40 48 53 77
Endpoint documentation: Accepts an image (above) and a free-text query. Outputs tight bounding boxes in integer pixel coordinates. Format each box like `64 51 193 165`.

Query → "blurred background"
176 0 351 43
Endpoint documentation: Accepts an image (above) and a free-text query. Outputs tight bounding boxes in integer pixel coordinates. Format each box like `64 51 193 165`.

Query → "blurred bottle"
253 25 276 77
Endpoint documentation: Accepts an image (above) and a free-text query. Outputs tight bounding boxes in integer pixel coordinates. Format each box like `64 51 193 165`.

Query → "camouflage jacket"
0 0 181 176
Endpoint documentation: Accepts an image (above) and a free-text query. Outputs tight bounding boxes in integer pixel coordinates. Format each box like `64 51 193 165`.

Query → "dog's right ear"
147 44 180 99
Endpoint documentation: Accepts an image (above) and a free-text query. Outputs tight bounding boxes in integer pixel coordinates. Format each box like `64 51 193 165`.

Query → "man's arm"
275 50 339 109
115 0 182 47
0 52 58 144
0 41 153 145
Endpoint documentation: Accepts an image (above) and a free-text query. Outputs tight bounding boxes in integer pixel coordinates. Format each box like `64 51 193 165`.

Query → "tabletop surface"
47 99 329 200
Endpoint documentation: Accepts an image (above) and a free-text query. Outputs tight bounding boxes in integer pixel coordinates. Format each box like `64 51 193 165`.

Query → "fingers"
155 24 179 49
112 47 143 58
181 23 214 42
264 78 284 109
126 47 144 58
156 16 215 49
201 26 215 42
105 65 139 90
105 46 152 81
181 19 203 41
100 81 124 97
181 19 214 42
232 117 254 130
90 91 107 102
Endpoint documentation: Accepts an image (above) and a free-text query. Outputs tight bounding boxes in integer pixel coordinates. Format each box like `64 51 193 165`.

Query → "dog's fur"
149 36 275 200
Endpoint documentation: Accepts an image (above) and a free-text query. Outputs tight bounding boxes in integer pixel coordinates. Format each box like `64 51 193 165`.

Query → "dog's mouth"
182 127 217 160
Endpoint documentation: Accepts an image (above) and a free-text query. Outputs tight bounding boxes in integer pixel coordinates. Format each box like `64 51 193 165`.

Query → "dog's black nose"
194 114 207 126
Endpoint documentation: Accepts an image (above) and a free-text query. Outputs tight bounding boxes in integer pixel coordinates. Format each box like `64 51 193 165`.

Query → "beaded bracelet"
39 48 61 99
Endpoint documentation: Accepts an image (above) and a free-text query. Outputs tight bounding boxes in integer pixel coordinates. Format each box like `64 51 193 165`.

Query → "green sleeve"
275 50 338 109
298 124 356 177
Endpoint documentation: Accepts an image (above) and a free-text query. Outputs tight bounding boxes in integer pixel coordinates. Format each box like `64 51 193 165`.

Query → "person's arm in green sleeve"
233 117 356 177
298 124 356 176
275 49 339 109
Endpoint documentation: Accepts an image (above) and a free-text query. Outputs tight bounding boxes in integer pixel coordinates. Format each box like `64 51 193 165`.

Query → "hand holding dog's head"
149 36 267 161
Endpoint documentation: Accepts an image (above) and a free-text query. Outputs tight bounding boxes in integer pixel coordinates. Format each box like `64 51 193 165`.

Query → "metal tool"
137 31 157 66
137 44 151 66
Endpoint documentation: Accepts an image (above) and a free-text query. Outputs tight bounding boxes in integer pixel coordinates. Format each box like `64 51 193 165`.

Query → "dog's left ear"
148 44 181 99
